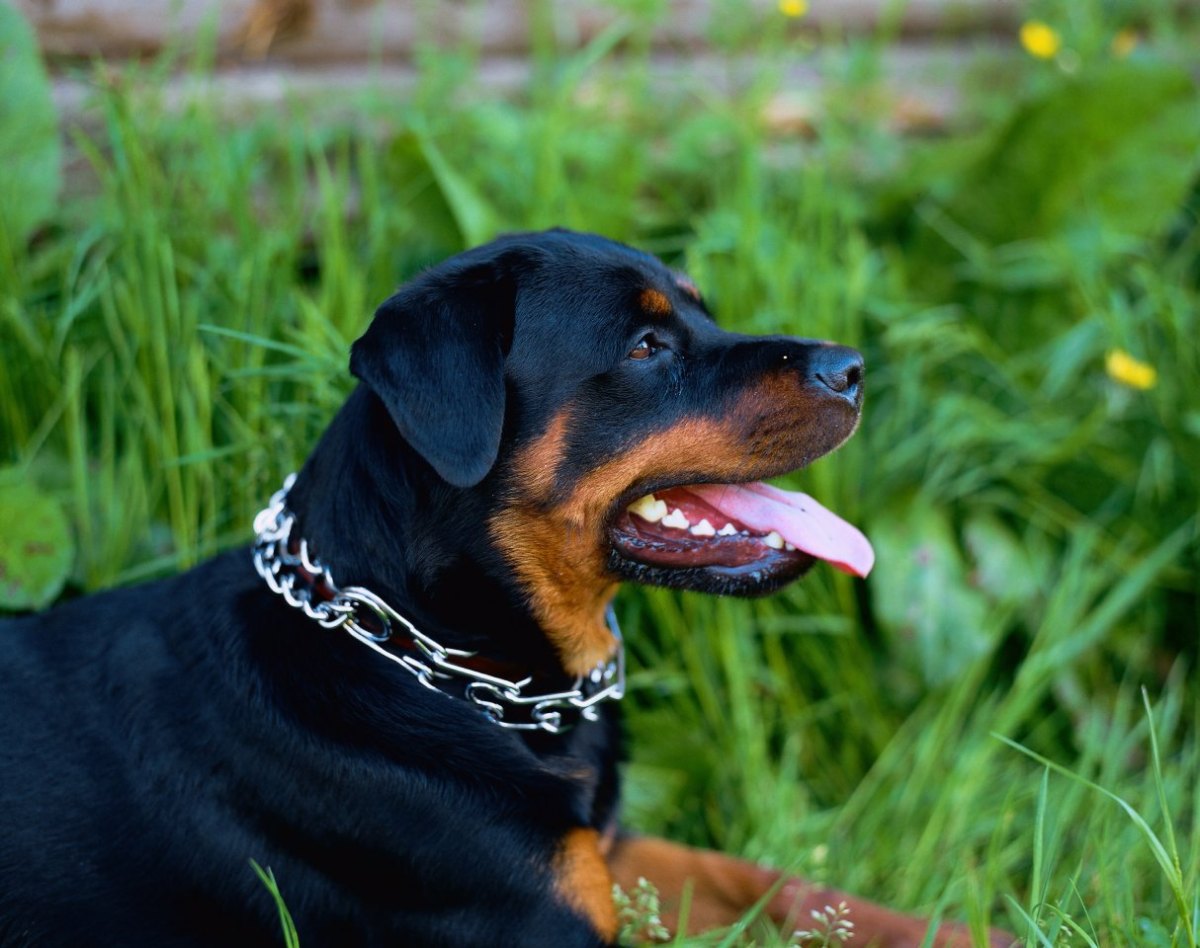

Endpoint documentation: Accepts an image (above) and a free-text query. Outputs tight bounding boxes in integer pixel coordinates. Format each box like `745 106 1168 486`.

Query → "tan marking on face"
512 409 569 499
638 288 673 318
491 372 853 674
555 828 617 940
490 503 619 675
492 412 755 673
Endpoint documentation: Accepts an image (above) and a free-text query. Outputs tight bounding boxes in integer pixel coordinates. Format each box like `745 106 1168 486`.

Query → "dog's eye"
628 335 660 361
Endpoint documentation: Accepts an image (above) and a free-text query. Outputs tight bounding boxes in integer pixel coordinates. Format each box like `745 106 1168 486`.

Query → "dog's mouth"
607 481 873 595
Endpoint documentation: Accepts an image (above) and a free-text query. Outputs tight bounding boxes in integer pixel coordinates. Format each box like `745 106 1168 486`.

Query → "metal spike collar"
251 475 625 734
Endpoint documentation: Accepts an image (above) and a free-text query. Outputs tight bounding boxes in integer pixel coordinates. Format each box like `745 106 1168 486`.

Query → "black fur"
0 229 861 947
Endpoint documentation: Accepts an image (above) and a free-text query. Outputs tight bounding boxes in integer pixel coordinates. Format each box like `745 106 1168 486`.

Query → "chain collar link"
252 474 625 734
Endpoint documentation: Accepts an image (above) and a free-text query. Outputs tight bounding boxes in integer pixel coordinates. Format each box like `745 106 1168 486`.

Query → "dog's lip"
606 536 817 592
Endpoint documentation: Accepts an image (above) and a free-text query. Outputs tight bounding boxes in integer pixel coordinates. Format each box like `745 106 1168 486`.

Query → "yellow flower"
1106 349 1157 390
1112 28 1139 58
1020 21 1062 59
779 0 808 18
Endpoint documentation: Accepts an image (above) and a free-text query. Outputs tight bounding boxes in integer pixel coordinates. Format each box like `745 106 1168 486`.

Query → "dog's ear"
350 250 525 488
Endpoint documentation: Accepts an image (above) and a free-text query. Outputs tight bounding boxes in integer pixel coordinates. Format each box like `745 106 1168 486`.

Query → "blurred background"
2 1 1198 944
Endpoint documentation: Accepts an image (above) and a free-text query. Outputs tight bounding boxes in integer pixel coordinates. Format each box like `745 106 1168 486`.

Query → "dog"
0 230 1008 946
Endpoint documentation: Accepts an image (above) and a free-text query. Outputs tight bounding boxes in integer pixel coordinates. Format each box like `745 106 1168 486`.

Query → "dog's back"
1 555 273 944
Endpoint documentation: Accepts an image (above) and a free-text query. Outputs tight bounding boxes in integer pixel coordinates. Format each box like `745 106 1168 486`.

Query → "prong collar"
251 475 625 734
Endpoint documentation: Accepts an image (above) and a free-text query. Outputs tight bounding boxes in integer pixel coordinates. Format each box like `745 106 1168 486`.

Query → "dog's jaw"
489 403 788 675
488 367 866 675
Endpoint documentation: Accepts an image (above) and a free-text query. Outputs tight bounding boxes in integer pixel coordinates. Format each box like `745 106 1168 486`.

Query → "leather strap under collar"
251 475 625 734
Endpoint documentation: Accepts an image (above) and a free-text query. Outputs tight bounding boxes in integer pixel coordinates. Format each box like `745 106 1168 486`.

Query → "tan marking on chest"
555 828 618 941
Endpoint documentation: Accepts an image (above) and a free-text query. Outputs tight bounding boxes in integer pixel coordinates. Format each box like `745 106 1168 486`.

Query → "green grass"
2 1 1198 945
250 859 301 948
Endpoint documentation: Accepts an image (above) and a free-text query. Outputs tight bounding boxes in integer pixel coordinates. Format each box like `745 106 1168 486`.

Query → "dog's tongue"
688 482 875 577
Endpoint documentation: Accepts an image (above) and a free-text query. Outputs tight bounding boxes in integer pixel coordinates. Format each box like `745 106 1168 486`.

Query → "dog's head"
349 230 872 674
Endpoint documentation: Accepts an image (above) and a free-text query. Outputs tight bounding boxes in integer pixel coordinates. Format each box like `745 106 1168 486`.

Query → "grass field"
2 1 1198 944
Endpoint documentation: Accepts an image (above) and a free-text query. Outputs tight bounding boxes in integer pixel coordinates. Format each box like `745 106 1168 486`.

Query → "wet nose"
809 345 864 406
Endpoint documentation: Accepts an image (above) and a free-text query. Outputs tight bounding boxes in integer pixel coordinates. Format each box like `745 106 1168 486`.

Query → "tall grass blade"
249 859 301 948
996 736 1195 947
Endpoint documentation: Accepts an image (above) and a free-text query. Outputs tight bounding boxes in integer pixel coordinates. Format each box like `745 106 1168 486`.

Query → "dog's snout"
809 345 864 405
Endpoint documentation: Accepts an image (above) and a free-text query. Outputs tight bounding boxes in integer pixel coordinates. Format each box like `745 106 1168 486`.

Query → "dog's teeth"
628 494 668 523
690 519 716 537
661 508 691 530
717 523 738 536
784 541 796 551
764 531 785 550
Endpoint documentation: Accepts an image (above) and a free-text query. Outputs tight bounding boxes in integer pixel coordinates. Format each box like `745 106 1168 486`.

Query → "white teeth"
627 494 805 556
628 494 668 523
661 508 691 530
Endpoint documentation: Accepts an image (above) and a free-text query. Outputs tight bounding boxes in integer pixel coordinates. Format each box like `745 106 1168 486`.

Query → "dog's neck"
283 387 567 673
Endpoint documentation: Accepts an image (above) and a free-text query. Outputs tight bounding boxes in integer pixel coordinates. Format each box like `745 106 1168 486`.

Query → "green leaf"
869 497 991 687
962 513 1038 608
0 470 74 611
386 125 499 254
414 128 498 248
0 2 61 247
942 62 1200 246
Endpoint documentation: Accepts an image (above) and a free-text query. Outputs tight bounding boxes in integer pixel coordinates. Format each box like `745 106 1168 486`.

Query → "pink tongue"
687 482 875 577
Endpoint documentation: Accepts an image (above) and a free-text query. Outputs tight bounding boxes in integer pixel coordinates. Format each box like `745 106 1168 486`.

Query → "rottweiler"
0 230 1008 946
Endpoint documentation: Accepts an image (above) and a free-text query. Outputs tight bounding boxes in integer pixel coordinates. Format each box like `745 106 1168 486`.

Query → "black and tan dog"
0 230 1005 946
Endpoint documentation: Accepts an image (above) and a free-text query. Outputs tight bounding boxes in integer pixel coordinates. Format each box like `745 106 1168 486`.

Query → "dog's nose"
809 345 863 406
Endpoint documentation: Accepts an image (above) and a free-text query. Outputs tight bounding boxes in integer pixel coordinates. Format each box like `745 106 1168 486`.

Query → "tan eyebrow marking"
638 288 672 318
